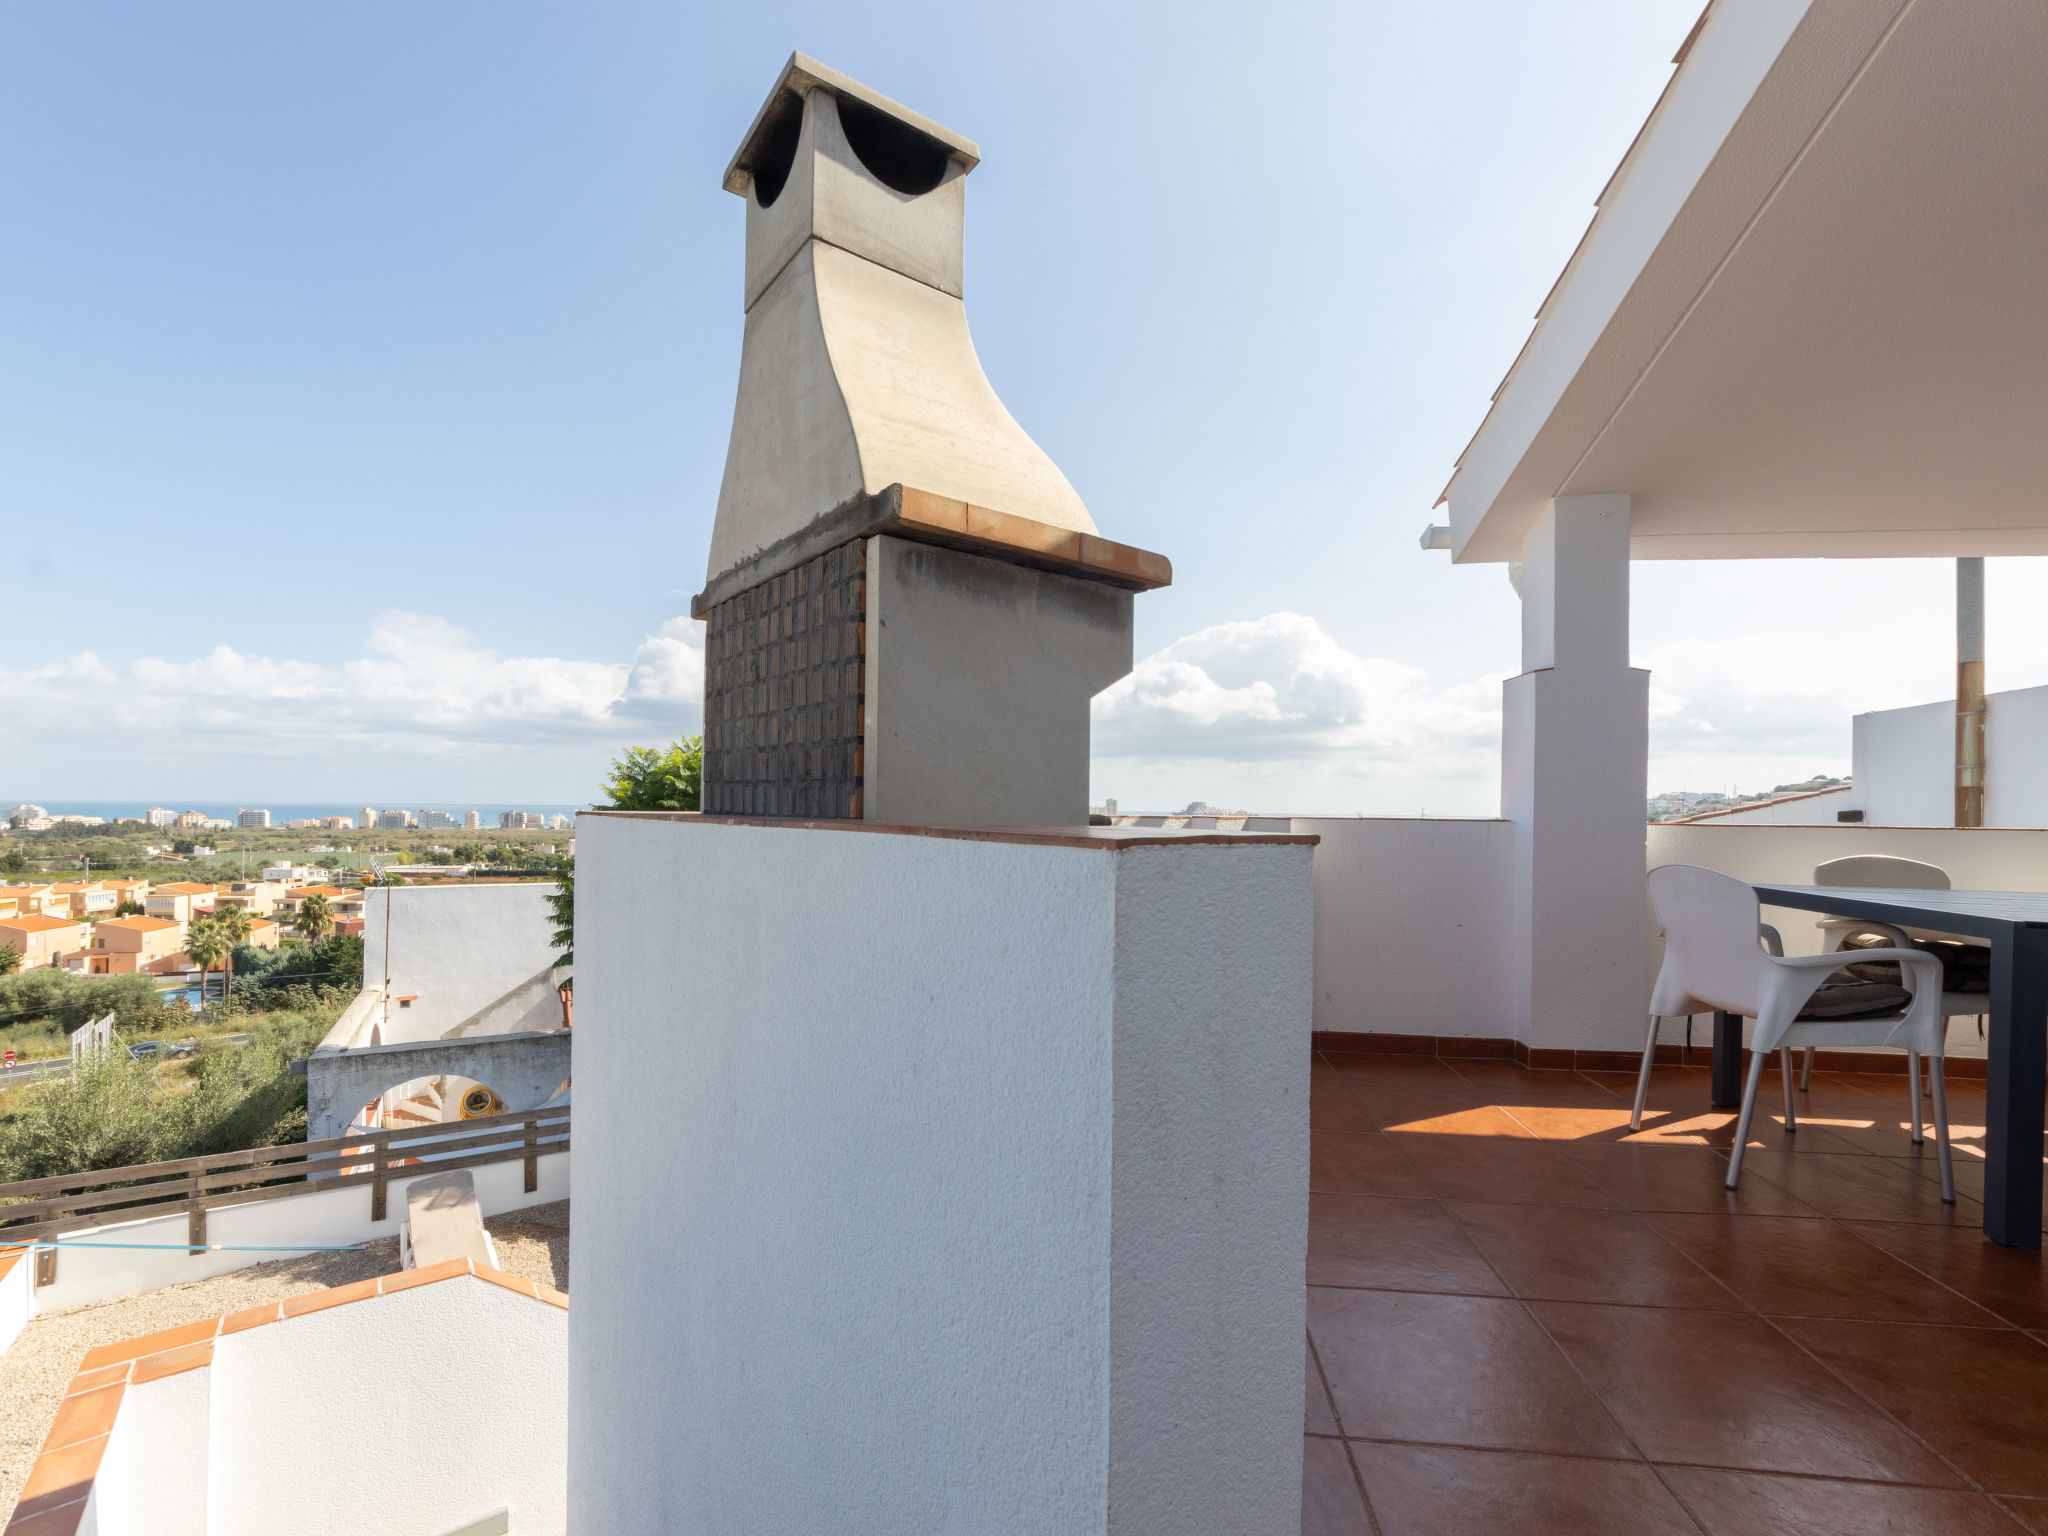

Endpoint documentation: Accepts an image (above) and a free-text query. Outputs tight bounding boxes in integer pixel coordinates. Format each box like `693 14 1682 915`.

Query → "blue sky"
7 1 2043 811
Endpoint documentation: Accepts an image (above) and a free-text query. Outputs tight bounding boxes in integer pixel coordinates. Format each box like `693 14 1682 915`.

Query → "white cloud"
1090 613 1505 814
0 610 706 766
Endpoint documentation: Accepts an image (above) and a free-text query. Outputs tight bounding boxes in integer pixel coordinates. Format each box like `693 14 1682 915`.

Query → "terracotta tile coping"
583 809 1319 851
688 481 1171 617
5 1262 564 1533
1315 1030 2008 1080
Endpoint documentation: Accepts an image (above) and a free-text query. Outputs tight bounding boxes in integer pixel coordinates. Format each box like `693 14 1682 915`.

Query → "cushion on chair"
1839 935 1990 993
1796 974 1913 1019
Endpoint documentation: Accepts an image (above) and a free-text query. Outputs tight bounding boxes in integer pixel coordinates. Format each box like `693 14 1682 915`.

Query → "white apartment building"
360 806 377 830
418 810 457 830
500 811 548 830
237 808 272 828
377 810 415 830
3 803 47 824
465 808 481 830
144 806 177 827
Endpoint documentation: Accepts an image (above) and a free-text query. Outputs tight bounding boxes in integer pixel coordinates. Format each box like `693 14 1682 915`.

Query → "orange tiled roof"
0 914 84 933
1 1256 565 1531
95 916 180 933
154 882 216 896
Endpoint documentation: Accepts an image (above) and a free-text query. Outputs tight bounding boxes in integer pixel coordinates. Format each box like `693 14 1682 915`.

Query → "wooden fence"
0 1106 569 1285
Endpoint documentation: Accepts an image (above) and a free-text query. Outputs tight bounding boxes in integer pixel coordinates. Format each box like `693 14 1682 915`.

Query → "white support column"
1500 494 1649 1053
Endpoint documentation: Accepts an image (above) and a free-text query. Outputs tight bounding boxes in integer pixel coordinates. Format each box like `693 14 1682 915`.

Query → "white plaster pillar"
1500 494 1649 1053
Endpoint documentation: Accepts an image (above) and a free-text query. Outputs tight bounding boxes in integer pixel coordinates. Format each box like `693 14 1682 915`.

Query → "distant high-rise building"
237 808 271 829
377 810 414 830
173 810 210 829
547 813 571 830
360 807 377 832
498 810 547 830
417 810 457 830
318 817 355 831
145 807 177 828
3 803 47 825
464 809 481 830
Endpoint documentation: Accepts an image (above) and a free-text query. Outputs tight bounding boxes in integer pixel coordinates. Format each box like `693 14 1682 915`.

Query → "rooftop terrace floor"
1303 1051 2048 1534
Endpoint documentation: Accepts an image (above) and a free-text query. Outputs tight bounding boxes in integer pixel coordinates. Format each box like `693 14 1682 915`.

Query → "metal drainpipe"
1956 557 1985 828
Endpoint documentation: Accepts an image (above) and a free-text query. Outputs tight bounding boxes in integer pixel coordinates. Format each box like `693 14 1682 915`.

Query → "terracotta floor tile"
1447 1201 1744 1309
1308 1287 1632 1458
1307 1193 1508 1294
1886 1155 2048 1235
1661 1467 2029 1535
1647 1213 2003 1324
1550 1143 1822 1216
1306 1337 1339 1436
1495 1102 1691 1144
2003 1496 2048 1534
1843 1223 2048 1330
1529 1301 1960 1484
1301 1436 1372 1536
1318 1051 1464 1079
1351 1442 1697 1536
1383 1132 1620 1207
1442 1061 1624 1105
1311 1079 1384 1134
1368 1094 1533 1135
1311 1130 1434 1196
1694 1113 1878 1158
1783 1319 2048 1496
1732 1149 1981 1226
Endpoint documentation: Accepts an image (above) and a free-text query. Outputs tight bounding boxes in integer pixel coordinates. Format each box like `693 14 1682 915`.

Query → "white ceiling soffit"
1444 0 2048 563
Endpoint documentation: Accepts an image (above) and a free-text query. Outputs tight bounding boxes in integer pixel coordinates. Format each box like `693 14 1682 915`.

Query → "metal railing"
0 1105 569 1284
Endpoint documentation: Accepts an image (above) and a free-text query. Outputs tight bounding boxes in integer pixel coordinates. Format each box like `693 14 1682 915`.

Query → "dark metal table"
1748 884 2048 1247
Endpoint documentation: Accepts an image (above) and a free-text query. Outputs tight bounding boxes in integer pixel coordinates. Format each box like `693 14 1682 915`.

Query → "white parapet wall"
569 813 1315 1536
1288 816 2048 1050
1292 817 1516 1039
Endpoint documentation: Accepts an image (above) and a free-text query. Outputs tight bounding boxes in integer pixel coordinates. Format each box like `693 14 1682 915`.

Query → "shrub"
0 1003 342 1181
0 1050 167 1180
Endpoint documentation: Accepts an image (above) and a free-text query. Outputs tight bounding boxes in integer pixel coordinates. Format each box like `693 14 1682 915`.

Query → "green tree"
293 893 335 942
546 860 574 980
0 944 18 977
212 905 254 996
0 846 29 875
186 915 230 1006
602 735 703 812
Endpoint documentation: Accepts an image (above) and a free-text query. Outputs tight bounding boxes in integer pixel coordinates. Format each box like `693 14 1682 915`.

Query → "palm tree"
293 893 334 944
212 904 253 999
185 915 229 1007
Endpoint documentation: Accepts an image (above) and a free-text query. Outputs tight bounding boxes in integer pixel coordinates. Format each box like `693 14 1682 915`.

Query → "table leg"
1983 925 2047 1248
1712 1011 1743 1109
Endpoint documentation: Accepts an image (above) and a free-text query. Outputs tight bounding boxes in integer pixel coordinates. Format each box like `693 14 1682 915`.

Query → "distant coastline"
14 801 586 824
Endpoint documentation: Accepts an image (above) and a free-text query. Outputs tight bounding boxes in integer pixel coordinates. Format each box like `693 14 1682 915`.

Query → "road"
1 1034 252 1085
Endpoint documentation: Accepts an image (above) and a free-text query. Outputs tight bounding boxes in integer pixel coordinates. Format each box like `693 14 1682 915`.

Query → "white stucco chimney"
694 54 1170 827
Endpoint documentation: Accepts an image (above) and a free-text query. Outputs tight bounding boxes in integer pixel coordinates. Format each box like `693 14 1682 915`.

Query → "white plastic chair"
1802 854 1988 1092
1633 864 1954 1200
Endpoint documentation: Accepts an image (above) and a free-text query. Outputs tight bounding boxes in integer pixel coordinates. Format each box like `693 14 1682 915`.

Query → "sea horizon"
9 801 588 825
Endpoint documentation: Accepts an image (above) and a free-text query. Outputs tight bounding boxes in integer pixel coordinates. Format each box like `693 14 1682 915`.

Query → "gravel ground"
0 1199 569 1522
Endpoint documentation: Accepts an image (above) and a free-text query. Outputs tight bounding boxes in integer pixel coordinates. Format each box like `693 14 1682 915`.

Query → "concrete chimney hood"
697 54 1170 828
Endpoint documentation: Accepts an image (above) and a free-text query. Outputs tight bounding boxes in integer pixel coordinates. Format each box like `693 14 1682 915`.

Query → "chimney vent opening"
835 92 952 195
748 89 805 208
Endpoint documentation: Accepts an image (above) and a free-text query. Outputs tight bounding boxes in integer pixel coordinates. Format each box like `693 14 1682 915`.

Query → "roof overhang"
1443 0 2048 563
